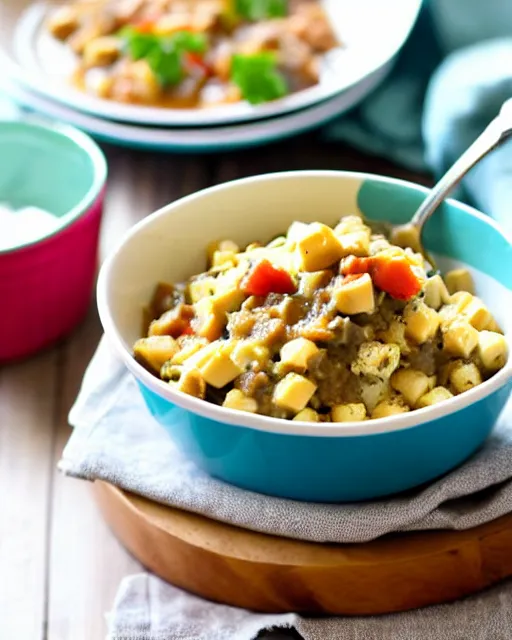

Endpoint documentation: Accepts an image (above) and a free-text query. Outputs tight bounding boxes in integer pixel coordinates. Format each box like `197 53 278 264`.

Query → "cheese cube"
133 335 179 373
449 361 482 394
231 341 269 370
445 269 475 295
450 291 474 312
207 239 239 266
295 223 344 271
417 386 453 408
461 297 492 331
403 301 440 344
331 403 367 422
478 331 508 371
272 373 317 413
211 288 245 315
171 338 209 366
222 389 258 413
371 397 410 419
391 368 435 406
442 320 479 358
211 250 237 268
293 408 320 422
280 338 319 371
423 275 450 310
333 273 375 315
351 341 401 379
198 348 243 388
181 340 221 370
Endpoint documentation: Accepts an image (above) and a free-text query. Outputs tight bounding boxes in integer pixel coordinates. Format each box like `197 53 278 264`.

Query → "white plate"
2 61 392 152
0 0 421 127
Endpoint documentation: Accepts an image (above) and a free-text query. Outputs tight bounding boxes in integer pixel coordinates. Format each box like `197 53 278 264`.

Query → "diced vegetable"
273 372 317 413
449 361 482 394
333 273 375 316
230 53 288 104
416 386 453 408
133 335 179 373
351 342 401 380
295 222 344 272
444 268 475 295
340 253 422 301
242 259 296 296
293 408 319 422
223 388 258 412
331 403 367 422
279 337 319 371
234 0 288 20
391 368 435 406
478 331 508 371
403 301 440 344
442 320 479 359
371 397 410 419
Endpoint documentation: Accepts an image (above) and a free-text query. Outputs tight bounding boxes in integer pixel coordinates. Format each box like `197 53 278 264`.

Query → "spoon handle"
411 103 512 229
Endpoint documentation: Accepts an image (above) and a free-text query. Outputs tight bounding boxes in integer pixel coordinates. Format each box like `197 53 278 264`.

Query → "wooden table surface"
0 133 431 640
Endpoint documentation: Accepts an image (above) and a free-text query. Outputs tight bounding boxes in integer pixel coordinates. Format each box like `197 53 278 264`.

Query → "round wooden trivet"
94 481 512 615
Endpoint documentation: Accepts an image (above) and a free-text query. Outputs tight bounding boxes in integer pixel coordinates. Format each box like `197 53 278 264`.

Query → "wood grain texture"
94 481 512 616
0 349 59 640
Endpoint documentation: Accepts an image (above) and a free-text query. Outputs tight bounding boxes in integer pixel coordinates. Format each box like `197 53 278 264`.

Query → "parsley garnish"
119 28 207 87
231 52 288 104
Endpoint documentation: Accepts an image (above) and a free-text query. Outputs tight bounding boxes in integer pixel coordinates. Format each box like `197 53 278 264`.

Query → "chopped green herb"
231 52 288 104
234 0 288 20
119 28 208 87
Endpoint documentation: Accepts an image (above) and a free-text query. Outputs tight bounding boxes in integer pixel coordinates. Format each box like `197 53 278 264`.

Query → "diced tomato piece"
370 255 422 301
242 259 297 296
340 254 421 300
339 256 372 275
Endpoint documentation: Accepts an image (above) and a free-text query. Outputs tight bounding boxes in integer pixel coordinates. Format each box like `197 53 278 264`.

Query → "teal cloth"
324 0 512 235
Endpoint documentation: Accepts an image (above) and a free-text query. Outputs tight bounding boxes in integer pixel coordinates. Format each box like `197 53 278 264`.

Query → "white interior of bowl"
97 171 512 437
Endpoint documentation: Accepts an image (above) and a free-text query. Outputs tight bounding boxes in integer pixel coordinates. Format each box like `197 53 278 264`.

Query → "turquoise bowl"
97 172 512 502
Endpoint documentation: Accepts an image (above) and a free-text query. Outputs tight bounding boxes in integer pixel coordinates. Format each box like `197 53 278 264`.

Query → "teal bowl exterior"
98 171 512 503
137 380 511 502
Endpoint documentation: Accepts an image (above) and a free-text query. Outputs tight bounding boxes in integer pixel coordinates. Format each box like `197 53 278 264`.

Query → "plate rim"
2 0 422 127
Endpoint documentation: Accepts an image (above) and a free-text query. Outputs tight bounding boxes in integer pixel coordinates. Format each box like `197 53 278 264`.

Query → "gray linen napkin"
61 337 512 545
107 572 512 640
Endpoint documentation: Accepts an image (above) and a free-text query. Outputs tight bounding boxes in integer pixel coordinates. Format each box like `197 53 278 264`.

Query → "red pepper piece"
242 259 297 296
185 52 212 76
179 320 195 337
370 255 422 301
340 256 372 275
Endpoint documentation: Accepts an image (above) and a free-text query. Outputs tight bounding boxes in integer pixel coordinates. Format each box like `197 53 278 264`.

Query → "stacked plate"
0 0 422 152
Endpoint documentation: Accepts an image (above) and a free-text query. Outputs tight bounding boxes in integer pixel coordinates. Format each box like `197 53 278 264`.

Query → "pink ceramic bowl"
0 120 107 361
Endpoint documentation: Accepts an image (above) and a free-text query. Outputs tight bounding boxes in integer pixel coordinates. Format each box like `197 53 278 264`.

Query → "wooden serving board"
94 481 512 616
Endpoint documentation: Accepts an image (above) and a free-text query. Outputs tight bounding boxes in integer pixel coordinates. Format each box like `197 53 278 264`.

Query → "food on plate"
46 0 339 108
133 214 508 422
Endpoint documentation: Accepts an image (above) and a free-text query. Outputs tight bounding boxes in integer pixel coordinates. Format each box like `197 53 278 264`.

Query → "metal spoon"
391 99 512 260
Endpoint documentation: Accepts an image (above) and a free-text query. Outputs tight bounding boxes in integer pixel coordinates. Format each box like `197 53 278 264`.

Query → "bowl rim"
0 118 107 256
97 170 512 438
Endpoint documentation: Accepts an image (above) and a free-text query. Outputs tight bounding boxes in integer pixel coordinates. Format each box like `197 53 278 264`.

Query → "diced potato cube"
222 389 258 413
295 222 344 271
272 373 317 413
188 277 216 303
293 408 320 422
173 368 206 399
336 229 371 257
449 291 474 312
179 340 220 370
331 403 367 422
449 361 482 394
231 341 270 370
207 239 239 266
83 36 121 68
391 368 435 406
423 275 450 310
445 269 475 295
47 6 80 40
417 386 453 408
211 288 245 315
198 348 243 388
478 331 508 371
486 317 503 334
403 301 440 344
280 337 319 371
212 250 237 268
390 223 421 253
376 318 411 355
171 338 209 366
299 270 332 297
192 297 225 341
371 396 410 419
360 378 390 413
333 214 366 235
215 261 249 294
442 320 479 358
461 296 492 331
266 236 288 249
333 273 375 315
133 336 178 373
351 341 401 379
